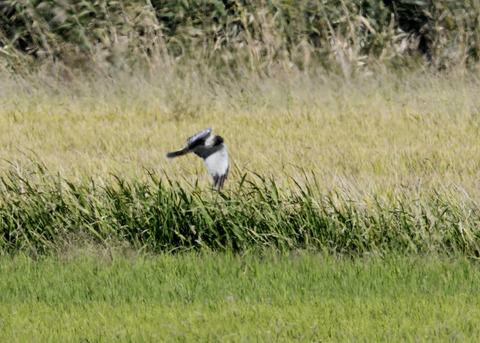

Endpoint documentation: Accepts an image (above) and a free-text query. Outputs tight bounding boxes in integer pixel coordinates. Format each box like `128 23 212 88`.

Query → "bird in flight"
166 128 229 191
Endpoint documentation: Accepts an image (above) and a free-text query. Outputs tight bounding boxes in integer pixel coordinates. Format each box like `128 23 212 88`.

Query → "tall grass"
1 61 480 256
1 163 479 257
1 71 479 196
1 0 479 74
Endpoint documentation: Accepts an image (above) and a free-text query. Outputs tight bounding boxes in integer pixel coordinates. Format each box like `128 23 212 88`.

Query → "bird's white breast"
204 144 229 177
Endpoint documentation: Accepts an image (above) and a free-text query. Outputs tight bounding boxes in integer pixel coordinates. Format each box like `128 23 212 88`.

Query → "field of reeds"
1 0 480 75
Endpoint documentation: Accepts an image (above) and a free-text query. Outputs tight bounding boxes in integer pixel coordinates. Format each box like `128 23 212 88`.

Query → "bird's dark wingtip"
166 150 186 158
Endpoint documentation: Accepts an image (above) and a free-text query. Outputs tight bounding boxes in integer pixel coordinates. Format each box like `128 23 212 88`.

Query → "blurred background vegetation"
0 0 479 77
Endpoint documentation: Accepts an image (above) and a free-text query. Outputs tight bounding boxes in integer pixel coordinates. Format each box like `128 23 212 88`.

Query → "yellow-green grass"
1 71 479 200
1 250 479 342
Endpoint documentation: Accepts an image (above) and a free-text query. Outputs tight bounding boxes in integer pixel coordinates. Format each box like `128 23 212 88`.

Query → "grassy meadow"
0 71 480 255
2 71 480 195
2 250 480 342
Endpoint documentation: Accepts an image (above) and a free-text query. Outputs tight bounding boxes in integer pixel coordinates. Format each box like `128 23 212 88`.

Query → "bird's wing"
187 128 213 147
166 147 188 158
203 144 229 191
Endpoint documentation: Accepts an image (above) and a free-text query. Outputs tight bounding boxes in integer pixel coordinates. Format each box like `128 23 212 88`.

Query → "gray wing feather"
166 128 213 158
187 128 213 147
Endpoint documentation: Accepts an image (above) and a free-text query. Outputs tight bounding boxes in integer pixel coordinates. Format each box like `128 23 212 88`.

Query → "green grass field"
1 250 480 342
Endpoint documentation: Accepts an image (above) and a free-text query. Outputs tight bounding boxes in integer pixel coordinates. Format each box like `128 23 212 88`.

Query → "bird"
166 128 229 191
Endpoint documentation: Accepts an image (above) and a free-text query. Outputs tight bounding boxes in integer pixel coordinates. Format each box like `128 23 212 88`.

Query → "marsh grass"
0 160 479 257
1 0 479 74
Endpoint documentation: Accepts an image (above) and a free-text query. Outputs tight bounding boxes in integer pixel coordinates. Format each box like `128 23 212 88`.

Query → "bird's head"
213 135 224 145
205 134 224 147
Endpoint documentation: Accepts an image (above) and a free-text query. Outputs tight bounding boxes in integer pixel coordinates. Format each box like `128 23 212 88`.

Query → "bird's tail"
166 149 187 158
213 168 229 191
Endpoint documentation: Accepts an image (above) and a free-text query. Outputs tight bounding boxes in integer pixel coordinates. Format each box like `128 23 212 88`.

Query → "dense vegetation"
1 165 479 257
1 0 479 74
1 69 480 256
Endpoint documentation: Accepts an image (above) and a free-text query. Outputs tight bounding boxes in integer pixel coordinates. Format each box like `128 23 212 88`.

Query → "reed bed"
0 163 479 257
1 0 479 74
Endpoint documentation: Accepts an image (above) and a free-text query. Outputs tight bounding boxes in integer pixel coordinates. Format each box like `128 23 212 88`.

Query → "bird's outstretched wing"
203 144 229 191
166 147 188 158
187 127 213 147
166 128 213 158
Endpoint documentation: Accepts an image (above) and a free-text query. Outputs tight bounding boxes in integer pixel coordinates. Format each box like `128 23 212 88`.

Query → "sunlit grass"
1 251 479 342
1 71 480 199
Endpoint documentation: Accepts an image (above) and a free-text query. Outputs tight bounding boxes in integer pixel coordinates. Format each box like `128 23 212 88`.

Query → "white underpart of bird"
166 128 229 191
